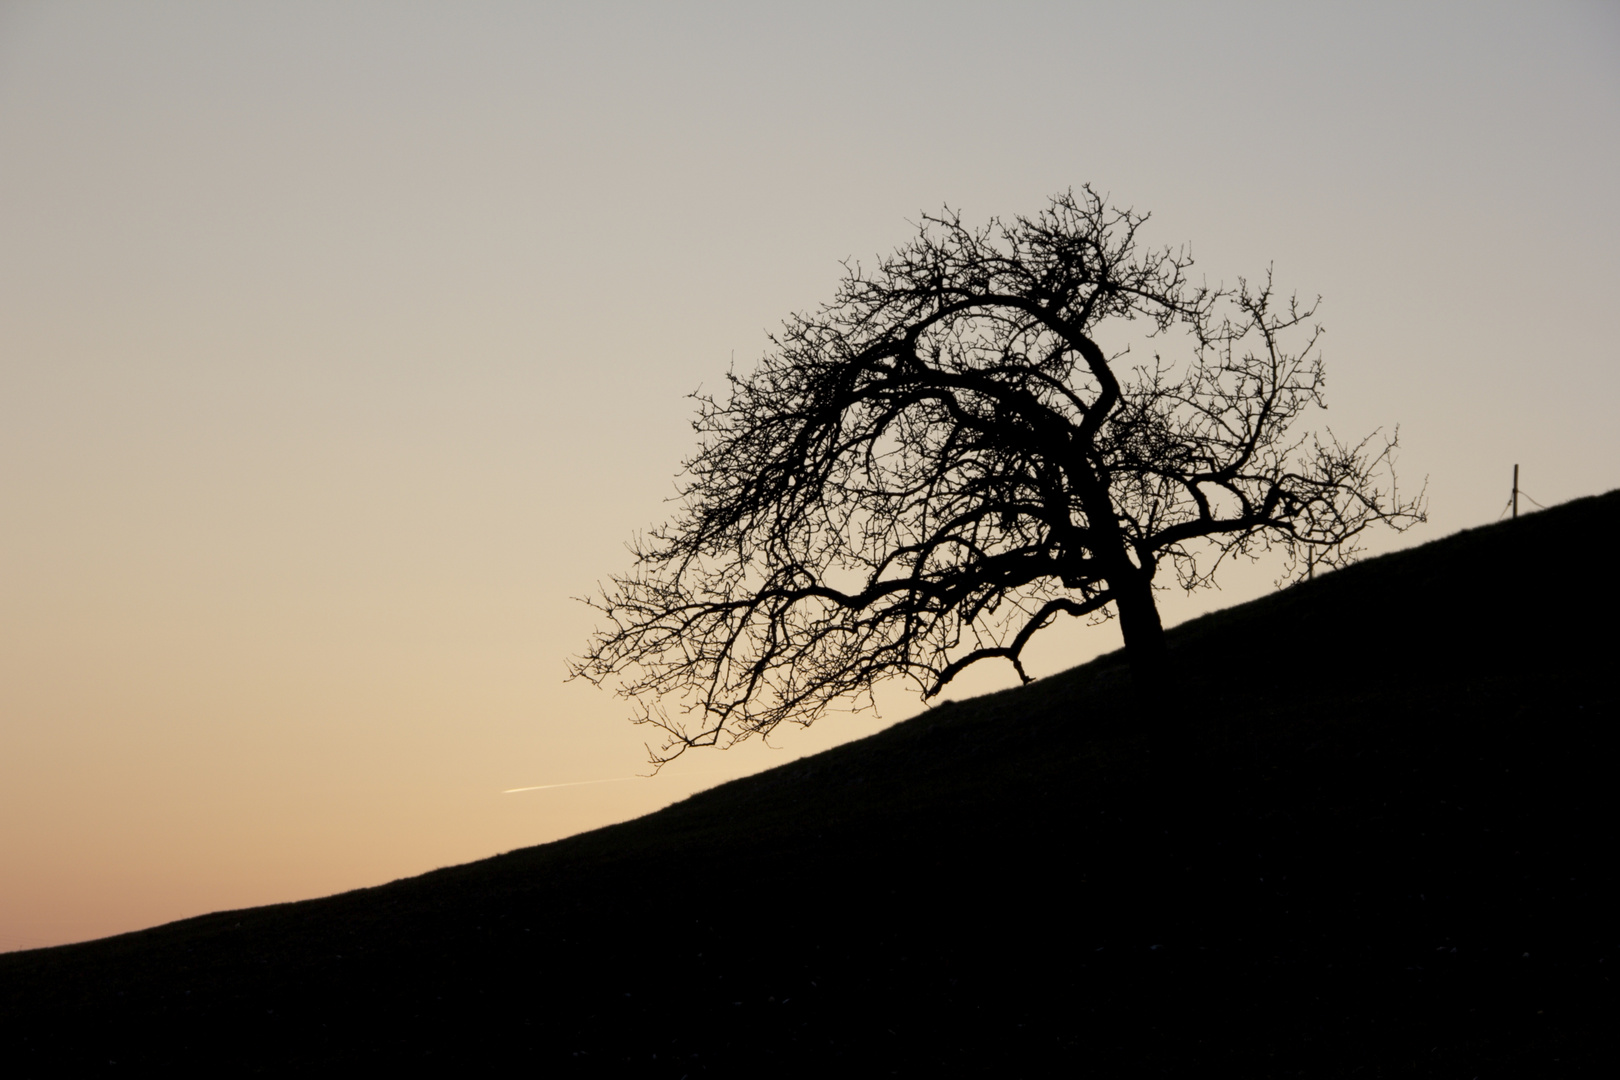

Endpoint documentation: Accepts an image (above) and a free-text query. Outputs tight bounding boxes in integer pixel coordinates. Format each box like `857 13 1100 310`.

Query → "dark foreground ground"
3 494 1617 1076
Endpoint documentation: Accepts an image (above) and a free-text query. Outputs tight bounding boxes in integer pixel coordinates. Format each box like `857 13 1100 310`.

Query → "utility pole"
1512 464 1519 520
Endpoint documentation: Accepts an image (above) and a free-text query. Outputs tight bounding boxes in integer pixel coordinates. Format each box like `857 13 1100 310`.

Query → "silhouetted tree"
574 189 1425 760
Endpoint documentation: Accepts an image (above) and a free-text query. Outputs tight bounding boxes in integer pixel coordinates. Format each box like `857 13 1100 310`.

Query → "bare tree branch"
572 188 1427 763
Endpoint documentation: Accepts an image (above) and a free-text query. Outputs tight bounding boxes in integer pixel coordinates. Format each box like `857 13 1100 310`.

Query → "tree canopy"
574 189 1425 761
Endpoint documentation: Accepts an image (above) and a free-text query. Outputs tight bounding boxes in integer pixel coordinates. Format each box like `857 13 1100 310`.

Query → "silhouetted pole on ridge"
1498 465 1546 521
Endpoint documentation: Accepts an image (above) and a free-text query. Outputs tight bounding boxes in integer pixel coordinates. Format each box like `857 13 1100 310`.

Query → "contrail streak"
502 776 641 794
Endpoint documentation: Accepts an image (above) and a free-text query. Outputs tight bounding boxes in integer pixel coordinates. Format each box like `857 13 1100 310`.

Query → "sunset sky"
3 1 1617 951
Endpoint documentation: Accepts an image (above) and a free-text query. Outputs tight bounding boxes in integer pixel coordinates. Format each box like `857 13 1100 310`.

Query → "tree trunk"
1113 570 1170 700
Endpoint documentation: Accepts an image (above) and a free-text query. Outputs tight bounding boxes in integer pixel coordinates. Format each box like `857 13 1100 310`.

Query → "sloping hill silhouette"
3 494 1616 1075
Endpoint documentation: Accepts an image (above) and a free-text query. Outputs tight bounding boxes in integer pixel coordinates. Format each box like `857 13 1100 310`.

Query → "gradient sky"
2 1 1617 952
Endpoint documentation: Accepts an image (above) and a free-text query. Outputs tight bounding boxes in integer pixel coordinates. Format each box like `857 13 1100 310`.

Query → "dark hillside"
3 493 1617 1076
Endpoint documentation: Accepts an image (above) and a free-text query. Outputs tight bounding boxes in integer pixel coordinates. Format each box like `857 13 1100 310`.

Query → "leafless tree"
573 188 1425 762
